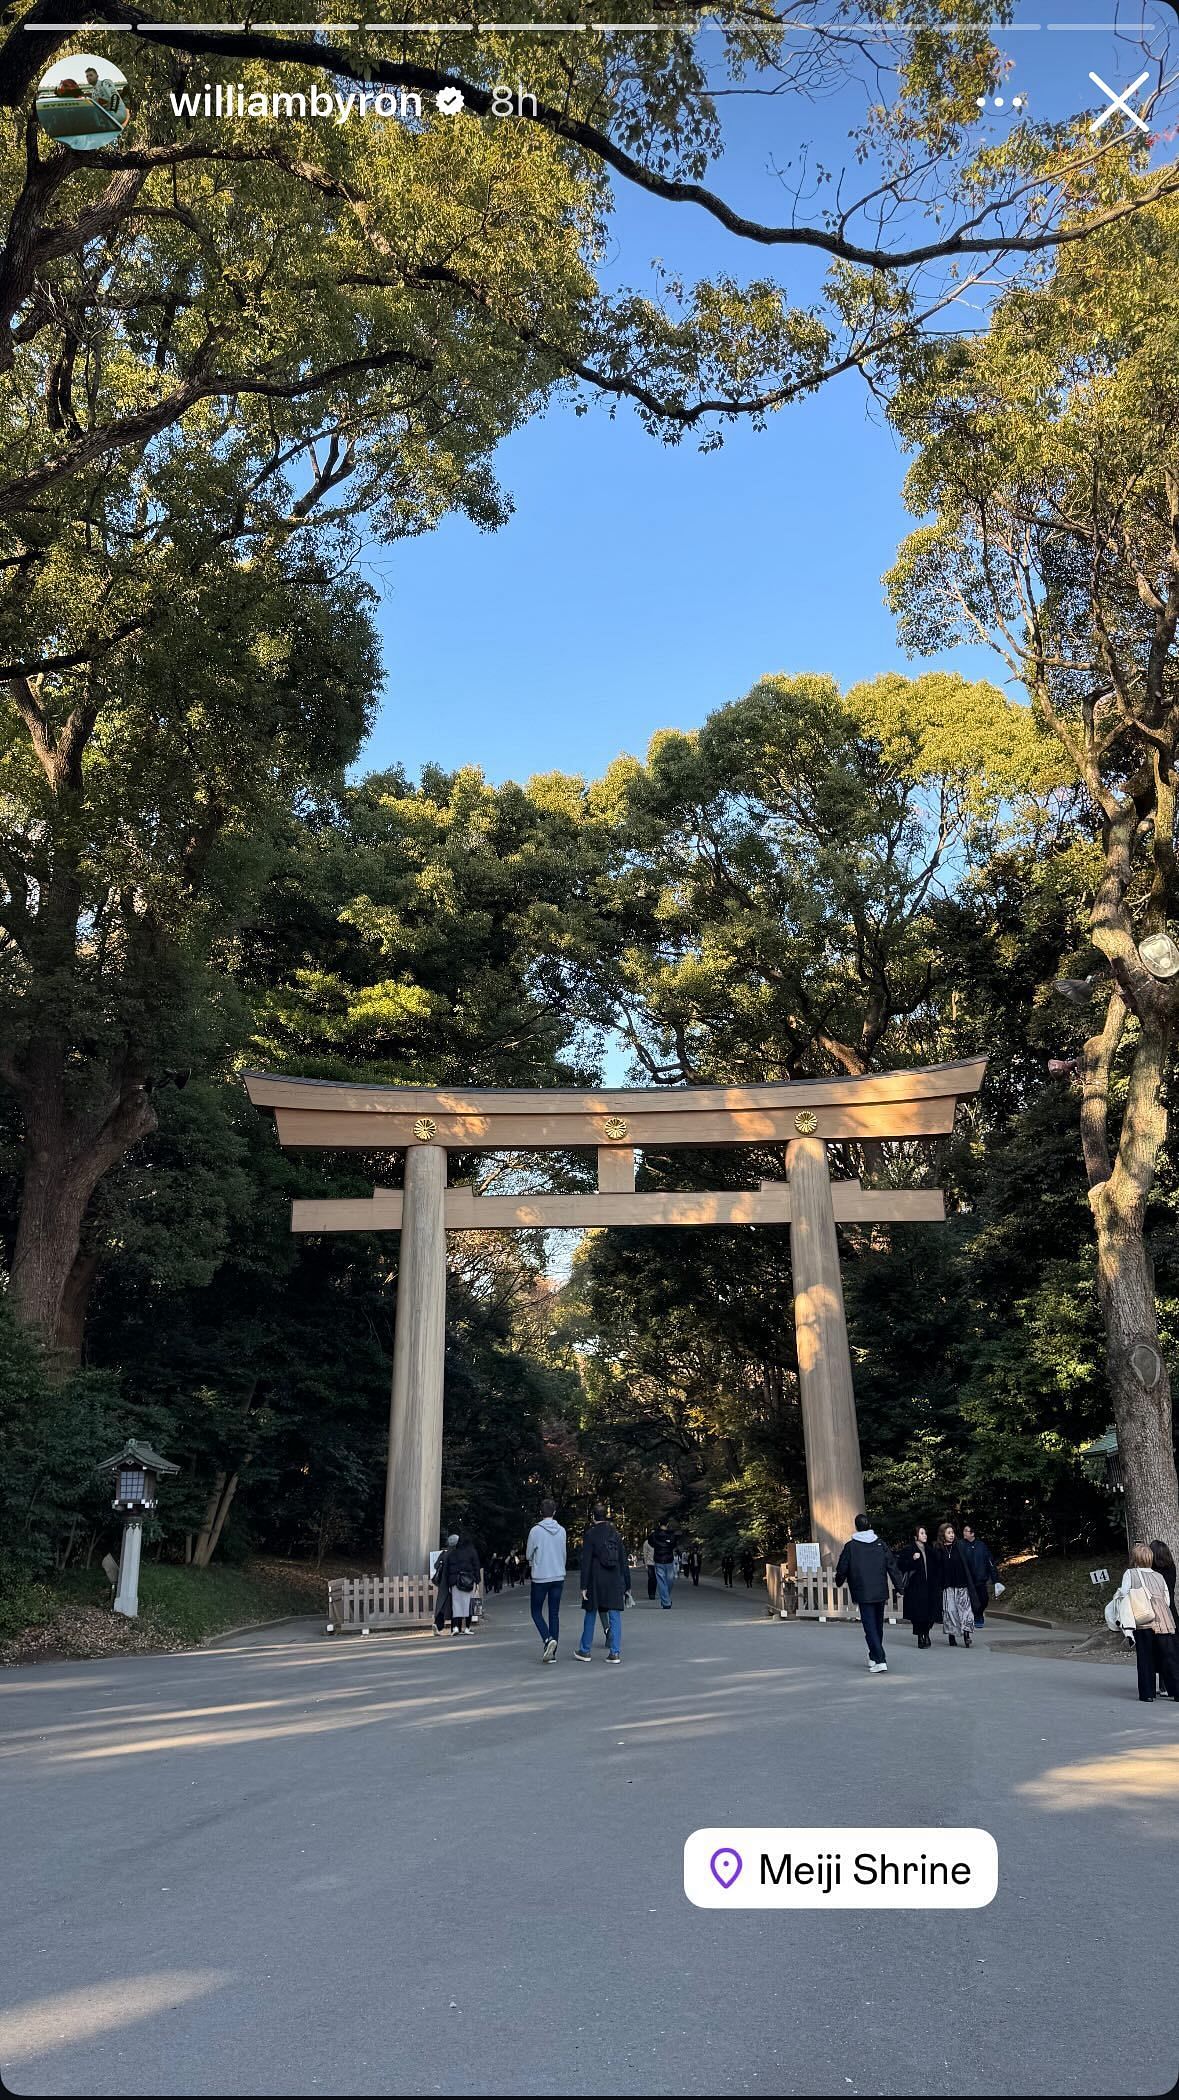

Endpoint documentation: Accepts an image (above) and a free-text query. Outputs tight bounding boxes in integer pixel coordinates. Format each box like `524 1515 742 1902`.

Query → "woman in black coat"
576 1505 632 1661
932 1523 981 1648
433 1533 481 1637
897 1525 935 1649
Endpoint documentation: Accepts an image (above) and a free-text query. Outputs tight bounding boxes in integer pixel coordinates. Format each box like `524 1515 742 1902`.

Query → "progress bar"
23 17 1169 32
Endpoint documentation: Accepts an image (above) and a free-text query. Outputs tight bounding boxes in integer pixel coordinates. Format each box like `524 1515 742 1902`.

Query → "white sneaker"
868 1659 888 1673
543 1638 558 1663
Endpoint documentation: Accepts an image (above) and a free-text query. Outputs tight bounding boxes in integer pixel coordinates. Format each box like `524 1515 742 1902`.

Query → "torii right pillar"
787 1135 866 1567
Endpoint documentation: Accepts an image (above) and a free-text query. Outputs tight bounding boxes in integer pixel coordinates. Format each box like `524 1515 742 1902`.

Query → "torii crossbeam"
244 1058 985 1573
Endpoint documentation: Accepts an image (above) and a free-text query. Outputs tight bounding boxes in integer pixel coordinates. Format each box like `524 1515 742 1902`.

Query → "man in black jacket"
834 1516 906 1673
647 1522 678 1609
960 1524 999 1627
576 1505 632 1661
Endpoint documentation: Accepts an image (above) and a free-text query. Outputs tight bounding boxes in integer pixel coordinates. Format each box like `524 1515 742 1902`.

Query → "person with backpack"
834 1515 906 1674
434 1533 481 1637
576 1504 632 1661
646 1521 678 1608
525 1497 567 1663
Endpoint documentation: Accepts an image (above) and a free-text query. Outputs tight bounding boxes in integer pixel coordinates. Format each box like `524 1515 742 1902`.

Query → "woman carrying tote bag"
1114 1543 1179 1702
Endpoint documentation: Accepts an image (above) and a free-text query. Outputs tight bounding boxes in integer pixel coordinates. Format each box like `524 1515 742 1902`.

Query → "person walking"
526 1497 567 1663
432 1540 453 1635
688 1546 702 1587
643 1536 657 1601
740 1549 756 1589
721 1550 735 1588
1114 1544 1179 1703
1150 1541 1178 1696
1150 1540 1177 1614
576 1504 631 1661
960 1523 999 1628
932 1523 979 1648
434 1533 481 1637
896 1524 936 1648
835 1515 906 1673
1109 1545 1176 1705
647 1521 678 1609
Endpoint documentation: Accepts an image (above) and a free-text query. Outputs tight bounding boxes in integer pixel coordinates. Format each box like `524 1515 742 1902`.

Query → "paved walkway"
1 1583 1174 2096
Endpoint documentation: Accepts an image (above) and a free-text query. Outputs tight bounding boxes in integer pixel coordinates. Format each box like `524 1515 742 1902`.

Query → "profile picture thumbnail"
36 54 129 151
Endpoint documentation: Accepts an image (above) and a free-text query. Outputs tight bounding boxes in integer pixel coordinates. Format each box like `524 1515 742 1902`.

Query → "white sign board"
795 1543 821 1574
1089 1568 1110 1585
429 1550 443 1582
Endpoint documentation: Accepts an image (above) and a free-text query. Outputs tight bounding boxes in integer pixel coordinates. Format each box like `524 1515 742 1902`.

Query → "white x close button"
1088 69 1150 134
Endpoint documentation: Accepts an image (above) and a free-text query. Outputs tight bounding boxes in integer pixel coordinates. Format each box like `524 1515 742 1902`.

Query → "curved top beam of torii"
243 1057 986 1153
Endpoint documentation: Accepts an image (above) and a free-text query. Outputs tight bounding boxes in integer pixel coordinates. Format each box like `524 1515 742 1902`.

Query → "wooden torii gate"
244 1059 985 1574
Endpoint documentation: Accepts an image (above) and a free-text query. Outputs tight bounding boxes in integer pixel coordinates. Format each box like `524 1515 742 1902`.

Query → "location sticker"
687 1828 998 1908
710 1847 743 1890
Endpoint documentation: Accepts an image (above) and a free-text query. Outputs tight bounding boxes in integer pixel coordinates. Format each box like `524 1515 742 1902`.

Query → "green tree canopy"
601 669 1056 1088
887 188 1179 1551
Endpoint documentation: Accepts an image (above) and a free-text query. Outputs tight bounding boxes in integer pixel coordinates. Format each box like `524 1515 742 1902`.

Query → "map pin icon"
710 1847 743 1889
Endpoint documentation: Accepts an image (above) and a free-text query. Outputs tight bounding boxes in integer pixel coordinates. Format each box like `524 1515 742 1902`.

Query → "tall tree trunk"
8 1119 95 1359
204 1473 239 1564
192 1474 227 1569
191 1472 239 1568
1084 1008 1179 1557
56 1248 100 1366
7 1049 156 1363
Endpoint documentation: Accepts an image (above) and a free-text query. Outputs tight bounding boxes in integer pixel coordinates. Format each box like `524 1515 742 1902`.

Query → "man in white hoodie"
834 1515 906 1674
526 1498 567 1662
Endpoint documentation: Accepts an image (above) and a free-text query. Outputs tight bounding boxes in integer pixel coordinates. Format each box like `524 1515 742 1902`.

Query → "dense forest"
3 8 1179 1589
3 660 1169 1575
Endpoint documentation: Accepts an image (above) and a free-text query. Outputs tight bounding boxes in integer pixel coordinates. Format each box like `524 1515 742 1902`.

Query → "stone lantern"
97 1439 179 1618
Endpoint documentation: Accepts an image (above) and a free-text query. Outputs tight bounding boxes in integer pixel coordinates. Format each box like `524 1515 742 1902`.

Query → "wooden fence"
326 1574 440 1633
774 1564 905 1623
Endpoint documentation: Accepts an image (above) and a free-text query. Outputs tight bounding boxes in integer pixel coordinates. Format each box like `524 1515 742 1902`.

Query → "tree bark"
191 1471 239 1568
6 1051 156 1363
204 1473 239 1565
191 1474 226 1569
1087 1019 1179 1558
56 1248 100 1366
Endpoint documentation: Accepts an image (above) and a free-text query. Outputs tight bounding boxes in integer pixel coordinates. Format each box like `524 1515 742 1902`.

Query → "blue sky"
359 8 1174 787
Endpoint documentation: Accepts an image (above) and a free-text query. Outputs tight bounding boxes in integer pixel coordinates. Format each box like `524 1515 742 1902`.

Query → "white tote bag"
1127 1571 1157 1627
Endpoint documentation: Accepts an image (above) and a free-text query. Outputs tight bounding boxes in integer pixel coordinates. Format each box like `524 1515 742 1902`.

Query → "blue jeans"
530 1579 563 1647
859 1601 886 1663
655 1562 675 1608
577 1607 621 1656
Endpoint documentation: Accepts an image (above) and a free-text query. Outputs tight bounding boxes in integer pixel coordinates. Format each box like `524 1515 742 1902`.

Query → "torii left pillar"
787 1134 866 1568
383 1143 446 1575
